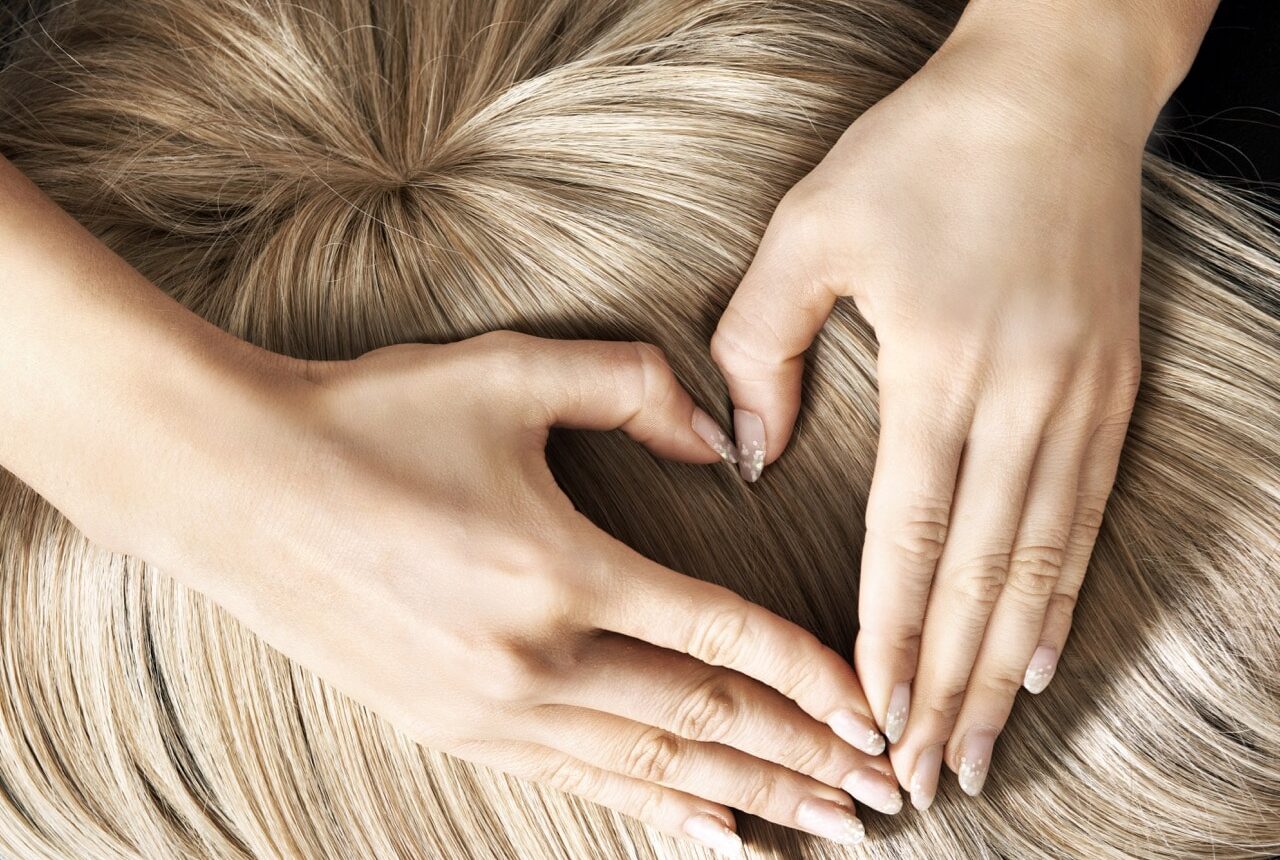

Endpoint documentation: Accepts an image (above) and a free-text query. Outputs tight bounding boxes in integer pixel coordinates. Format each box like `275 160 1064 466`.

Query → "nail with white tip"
1023 645 1058 694
883 682 910 744
733 409 765 482
957 728 996 796
795 798 865 846
843 766 903 815
683 813 744 857
827 709 886 756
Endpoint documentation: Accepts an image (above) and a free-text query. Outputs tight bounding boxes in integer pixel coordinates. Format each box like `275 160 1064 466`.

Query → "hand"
145 332 899 852
709 17 1159 809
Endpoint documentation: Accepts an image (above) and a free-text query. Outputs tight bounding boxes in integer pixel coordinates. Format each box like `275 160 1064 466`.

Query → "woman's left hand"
708 6 1186 809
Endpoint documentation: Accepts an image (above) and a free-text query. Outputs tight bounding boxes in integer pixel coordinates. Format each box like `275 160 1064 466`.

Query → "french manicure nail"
909 744 944 811
843 766 903 815
733 409 765 482
691 408 738 464
827 709 886 756
1023 645 1058 694
683 813 745 857
883 682 910 744
957 729 997 796
795 797 865 846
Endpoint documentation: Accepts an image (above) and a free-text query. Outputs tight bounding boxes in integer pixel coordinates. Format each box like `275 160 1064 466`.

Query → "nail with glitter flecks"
691 407 738 465
733 409 766 482
883 682 911 744
827 709 886 756
1023 644 1058 694
795 797 865 846
956 728 997 796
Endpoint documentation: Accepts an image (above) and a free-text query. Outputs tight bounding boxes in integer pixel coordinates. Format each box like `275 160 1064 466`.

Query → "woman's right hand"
141 332 899 853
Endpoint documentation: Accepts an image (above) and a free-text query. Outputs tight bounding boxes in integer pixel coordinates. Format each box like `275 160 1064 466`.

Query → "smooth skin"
711 0 1218 810
0 153 898 856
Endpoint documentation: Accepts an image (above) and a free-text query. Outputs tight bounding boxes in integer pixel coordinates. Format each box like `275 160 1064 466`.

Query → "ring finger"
520 705 869 846
941 417 1091 803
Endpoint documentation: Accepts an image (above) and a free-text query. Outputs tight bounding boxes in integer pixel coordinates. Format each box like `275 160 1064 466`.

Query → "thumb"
483 331 736 465
710 210 837 482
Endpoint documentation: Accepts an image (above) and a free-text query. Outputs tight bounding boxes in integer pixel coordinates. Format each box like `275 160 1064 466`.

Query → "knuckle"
788 737 836 776
545 761 595 798
709 312 776 377
634 783 667 824
690 604 753 668
475 330 532 384
677 677 739 742
625 728 682 784
1046 591 1078 627
777 637 840 702
627 341 679 413
1006 544 1066 601
1071 499 1108 539
870 502 951 570
924 686 966 725
738 771 781 813
949 553 1011 611
980 665 1026 698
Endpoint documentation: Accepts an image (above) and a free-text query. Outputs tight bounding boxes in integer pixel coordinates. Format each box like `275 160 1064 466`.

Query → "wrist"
931 0 1214 146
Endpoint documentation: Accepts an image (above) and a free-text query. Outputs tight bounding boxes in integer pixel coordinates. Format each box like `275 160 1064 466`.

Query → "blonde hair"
1 0 1277 857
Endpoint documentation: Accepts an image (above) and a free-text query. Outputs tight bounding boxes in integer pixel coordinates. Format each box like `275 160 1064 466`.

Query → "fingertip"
683 812 745 857
1023 644 1059 695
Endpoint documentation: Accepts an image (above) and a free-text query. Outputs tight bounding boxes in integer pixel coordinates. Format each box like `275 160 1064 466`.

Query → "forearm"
0 154 296 568
934 0 1218 142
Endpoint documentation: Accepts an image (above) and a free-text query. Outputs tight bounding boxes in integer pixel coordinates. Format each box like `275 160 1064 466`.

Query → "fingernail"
883 682 910 744
795 797 865 846
733 409 765 482
683 813 745 857
827 709 886 756
1023 645 1058 694
909 744 944 811
691 408 738 464
842 766 903 815
957 728 997 796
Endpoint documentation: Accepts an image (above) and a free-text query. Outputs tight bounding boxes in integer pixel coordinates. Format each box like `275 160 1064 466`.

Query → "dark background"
2 1 1278 202
1154 1 1280 209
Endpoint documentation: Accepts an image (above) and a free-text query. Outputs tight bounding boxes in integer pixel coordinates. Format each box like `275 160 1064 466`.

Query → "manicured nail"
957 728 997 796
795 798 865 846
1023 645 1058 694
691 408 738 464
883 682 910 744
827 709 886 756
733 409 765 482
842 766 903 815
909 744 944 811
683 813 744 857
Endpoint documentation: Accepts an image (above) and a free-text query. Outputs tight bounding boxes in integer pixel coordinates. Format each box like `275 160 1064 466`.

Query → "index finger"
587 532 889 760
709 195 839 480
